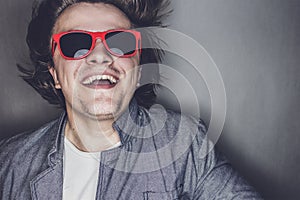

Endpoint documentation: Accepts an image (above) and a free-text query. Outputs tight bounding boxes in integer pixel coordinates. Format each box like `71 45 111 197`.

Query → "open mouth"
82 74 119 89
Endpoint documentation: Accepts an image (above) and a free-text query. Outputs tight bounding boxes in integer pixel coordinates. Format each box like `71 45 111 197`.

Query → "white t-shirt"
63 138 120 200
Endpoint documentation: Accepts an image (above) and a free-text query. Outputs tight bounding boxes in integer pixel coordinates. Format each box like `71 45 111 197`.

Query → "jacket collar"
30 112 67 200
113 98 145 145
47 112 67 166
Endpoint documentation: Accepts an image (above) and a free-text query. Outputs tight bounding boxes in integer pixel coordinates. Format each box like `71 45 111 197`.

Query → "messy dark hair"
18 0 171 109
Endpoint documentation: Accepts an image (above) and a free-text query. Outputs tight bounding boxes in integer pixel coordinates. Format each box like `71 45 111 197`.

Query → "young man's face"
49 2 141 121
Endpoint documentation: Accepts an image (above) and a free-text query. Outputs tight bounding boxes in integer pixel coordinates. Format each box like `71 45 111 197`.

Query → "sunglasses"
51 29 141 60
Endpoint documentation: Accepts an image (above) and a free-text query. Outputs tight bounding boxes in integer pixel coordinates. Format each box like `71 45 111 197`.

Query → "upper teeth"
83 75 117 85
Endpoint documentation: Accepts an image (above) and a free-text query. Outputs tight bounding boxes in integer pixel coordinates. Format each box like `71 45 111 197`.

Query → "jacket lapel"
30 161 63 200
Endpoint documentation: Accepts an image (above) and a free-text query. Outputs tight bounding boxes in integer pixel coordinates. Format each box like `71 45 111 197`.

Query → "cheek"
53 56 82 83
115 56 139 73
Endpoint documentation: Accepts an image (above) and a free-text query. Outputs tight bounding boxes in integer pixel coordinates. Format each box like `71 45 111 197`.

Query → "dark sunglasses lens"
60 32 92 58
105 31 137 56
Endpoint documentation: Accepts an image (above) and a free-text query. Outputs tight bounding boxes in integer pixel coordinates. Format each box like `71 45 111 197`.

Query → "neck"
64 111 120 152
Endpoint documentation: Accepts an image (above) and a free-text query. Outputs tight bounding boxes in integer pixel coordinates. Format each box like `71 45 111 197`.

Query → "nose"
86 39 113 65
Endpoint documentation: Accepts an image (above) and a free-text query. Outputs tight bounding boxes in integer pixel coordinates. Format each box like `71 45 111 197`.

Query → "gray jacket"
0 100 262 199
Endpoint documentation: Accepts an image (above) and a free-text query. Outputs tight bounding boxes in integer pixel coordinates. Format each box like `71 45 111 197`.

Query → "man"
0 0 262 199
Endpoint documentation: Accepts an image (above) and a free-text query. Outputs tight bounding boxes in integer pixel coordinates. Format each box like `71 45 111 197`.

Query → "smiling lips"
82 74 119 89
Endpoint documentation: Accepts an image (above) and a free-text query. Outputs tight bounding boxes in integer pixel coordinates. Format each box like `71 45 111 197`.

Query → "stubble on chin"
78 99 123 121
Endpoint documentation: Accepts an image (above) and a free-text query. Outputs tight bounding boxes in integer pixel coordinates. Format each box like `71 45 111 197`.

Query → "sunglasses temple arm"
51 40 57 56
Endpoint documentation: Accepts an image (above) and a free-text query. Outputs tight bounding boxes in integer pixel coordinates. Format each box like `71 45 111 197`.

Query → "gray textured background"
0 0 299 199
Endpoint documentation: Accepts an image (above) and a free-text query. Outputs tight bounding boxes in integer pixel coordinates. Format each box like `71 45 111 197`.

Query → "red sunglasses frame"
51 29 142 60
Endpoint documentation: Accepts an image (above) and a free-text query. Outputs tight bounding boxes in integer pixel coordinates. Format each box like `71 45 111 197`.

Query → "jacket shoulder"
0 118 60 162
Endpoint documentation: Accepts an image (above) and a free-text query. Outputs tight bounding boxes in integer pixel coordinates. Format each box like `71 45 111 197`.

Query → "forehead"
53 2 131 33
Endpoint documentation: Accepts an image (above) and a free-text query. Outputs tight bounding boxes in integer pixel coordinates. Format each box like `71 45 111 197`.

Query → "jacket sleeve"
192 121 263 199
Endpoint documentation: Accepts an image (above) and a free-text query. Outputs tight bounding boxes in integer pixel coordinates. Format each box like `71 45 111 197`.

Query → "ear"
48 66 61 89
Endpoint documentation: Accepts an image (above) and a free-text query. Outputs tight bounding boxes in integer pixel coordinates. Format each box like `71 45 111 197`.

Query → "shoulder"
141 106 262 198
1 119 56 149
0 117 62 164
142 105 224 167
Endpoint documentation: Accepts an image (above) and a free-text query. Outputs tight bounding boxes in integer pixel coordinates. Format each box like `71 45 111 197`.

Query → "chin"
88 102 122 119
